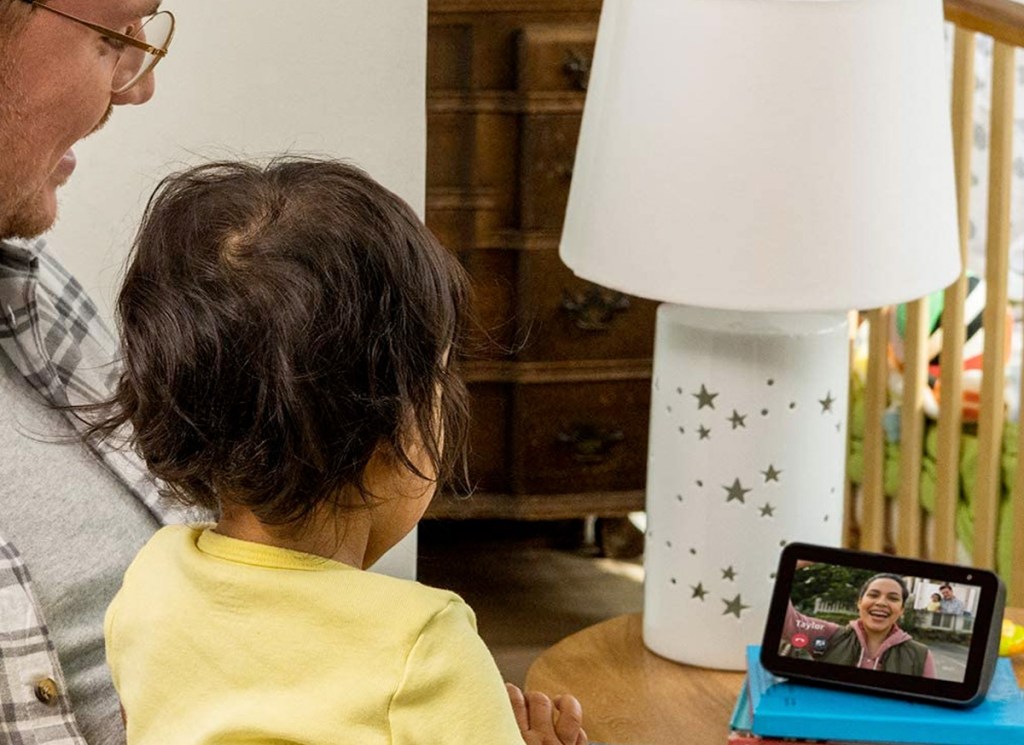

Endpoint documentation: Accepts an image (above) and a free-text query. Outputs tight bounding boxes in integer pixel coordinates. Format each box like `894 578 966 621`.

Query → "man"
0 2 184 743
938 584 966 616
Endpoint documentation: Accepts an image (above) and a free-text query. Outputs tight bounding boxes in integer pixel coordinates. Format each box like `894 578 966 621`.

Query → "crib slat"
844 311 858 549
862 308 890 553
1012 359 1024 604
898 300 928 557
934 27 976 564
972 40 1014 571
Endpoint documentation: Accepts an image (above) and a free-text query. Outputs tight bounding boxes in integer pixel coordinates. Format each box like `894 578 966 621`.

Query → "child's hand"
506 683 587 745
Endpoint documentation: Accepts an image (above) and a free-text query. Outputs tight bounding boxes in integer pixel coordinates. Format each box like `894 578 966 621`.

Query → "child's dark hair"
90 157 471 526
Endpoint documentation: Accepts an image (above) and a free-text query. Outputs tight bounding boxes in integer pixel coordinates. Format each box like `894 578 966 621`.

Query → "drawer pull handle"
557 425 625 464
561 287 631 332
563 50 592 91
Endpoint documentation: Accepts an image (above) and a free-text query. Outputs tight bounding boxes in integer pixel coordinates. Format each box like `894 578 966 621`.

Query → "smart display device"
761 543 1005 706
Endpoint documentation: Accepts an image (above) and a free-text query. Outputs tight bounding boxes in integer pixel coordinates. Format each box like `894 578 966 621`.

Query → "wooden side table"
525 610 1024 745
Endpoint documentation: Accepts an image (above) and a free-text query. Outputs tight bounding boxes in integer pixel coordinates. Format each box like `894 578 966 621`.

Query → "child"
92 158 587 745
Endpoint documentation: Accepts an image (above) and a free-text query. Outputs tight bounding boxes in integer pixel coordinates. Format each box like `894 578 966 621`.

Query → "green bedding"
846 380 1016 587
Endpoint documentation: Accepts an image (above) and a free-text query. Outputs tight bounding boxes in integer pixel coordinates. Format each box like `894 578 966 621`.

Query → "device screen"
781 561 980 683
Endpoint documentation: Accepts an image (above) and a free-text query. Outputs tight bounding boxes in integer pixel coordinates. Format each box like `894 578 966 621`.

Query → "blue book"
730 678 866 744
745 646 1024 745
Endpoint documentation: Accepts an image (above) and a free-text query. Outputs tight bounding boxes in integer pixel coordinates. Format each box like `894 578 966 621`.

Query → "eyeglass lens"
112 12 174 93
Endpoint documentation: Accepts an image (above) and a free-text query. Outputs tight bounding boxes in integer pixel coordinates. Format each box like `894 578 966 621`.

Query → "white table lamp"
560 0 961 670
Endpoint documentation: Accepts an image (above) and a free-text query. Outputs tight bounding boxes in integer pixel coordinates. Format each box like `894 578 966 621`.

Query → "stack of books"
729 647 1024 744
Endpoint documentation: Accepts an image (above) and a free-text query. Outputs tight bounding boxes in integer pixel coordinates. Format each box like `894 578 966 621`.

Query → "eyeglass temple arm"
19 0 168 57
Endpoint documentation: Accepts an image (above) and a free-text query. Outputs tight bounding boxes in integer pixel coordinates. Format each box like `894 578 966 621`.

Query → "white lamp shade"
560 0 961 311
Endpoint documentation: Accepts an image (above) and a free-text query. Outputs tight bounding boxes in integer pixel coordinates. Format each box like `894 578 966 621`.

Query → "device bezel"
760 543 1005 706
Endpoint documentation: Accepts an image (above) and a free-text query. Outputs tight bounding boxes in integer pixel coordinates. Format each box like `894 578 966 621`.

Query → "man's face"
941 586 954 599
0 0 159 240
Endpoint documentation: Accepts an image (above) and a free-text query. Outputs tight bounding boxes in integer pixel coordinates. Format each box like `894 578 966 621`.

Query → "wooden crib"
847 0 1024 604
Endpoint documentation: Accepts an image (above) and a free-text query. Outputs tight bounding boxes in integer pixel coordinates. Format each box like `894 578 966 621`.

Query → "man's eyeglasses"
21 1 174 94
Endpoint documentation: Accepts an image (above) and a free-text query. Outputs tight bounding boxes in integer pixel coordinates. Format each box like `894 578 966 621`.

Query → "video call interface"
780 561 980 683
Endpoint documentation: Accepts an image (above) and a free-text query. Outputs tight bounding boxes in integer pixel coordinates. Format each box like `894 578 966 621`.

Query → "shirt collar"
0 237 46 271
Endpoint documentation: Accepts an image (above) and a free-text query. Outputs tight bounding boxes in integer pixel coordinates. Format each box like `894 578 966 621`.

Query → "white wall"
46 0 426 579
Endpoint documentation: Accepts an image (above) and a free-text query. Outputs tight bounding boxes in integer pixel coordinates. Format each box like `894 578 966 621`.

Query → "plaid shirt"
0 237 186 744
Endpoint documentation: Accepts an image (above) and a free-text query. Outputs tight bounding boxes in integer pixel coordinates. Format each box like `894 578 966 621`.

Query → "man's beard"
0 35 38 241
0 103 49 241
0 191 53 241
0 34 12 232
0 3 113 240
0 90 112 241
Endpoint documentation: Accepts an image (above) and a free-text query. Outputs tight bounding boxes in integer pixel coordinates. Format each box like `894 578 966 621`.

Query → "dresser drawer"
427 189 504 253
518 24 597 93
427 110 474 190
516 250 657 362
428 109 519 193
511 378 650 494
427 23 472 90
464 381 510 492
460 248 518 359
520 114 581 231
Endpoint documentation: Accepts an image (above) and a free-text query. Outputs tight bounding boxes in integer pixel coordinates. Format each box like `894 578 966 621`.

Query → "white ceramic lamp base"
642 305 850 670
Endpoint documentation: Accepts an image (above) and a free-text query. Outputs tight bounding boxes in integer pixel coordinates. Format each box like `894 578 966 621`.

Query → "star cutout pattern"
653 374 844 627
722 594 751 619
693 384 718 410
723 478 750 504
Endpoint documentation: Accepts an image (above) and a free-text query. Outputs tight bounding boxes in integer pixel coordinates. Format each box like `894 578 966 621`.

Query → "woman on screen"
782 573 936 678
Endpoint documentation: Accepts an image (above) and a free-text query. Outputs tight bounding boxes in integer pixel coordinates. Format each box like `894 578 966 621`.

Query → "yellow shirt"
105 525 525 744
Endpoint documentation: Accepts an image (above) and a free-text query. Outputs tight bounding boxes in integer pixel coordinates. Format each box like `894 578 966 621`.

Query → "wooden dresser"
425 0 656 521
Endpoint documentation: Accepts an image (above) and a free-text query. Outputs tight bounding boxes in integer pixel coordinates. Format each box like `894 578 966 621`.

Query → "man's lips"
56 104 111 184
52 103 113 185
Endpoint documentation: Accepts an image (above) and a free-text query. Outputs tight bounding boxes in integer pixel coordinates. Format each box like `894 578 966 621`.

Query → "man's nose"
111 71 156 106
